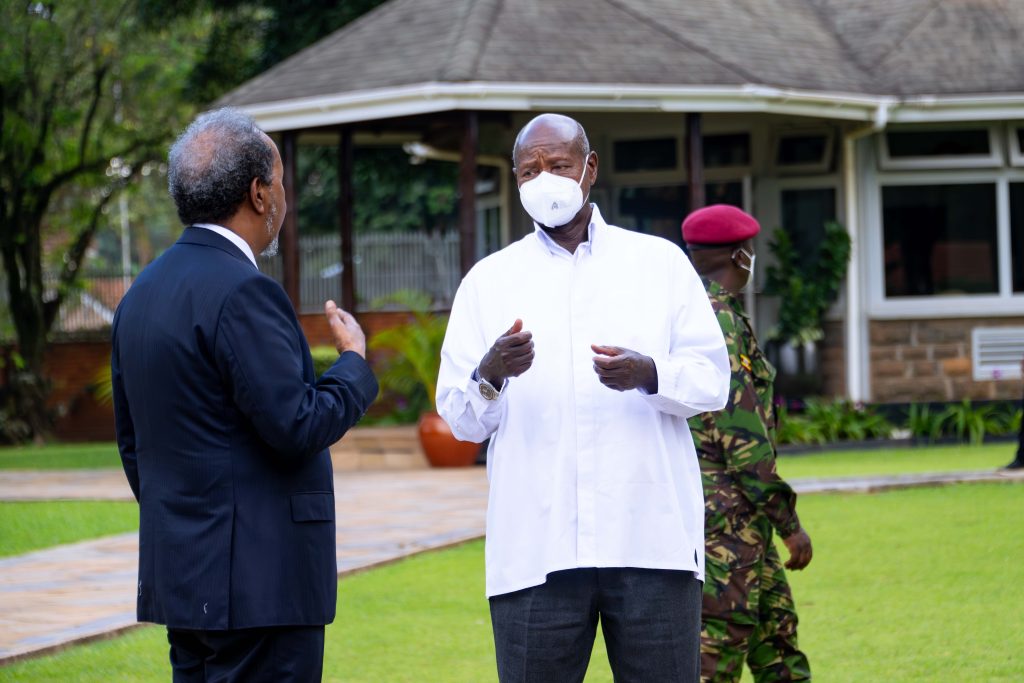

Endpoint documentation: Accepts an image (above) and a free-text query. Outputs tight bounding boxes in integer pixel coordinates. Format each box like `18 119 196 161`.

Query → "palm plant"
367 290 448 417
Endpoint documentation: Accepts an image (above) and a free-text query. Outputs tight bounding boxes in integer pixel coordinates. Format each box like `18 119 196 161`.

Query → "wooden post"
281 131 300 311
338 127 356 313
686 113 705 212
458 111 478 276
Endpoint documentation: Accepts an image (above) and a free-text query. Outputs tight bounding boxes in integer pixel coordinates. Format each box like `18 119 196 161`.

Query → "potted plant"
764 221 851 397
368 290 480 467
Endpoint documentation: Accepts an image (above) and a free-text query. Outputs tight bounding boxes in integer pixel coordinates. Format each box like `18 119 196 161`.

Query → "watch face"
479 381 499 400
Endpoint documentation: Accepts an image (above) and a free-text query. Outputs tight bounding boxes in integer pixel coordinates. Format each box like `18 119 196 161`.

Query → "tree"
0 0 389 442
0 1 212 441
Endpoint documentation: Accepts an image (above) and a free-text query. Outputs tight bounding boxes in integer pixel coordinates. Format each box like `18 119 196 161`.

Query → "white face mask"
518 158 590 228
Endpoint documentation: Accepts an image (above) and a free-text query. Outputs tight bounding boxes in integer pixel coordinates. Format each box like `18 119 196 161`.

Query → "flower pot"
766 339 823 399
417 411 480 467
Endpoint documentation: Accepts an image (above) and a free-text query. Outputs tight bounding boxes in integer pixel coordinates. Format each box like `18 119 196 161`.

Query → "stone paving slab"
0 468 489 663
790 468 1024 494
0 466 1021 664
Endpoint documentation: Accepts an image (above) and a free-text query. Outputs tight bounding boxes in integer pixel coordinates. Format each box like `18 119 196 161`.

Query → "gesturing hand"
325 300 367 358
591 345 658 393
782 528 813 570
478 319 534 386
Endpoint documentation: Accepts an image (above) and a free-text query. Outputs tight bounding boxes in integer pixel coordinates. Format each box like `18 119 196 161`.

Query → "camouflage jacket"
687 280 800 539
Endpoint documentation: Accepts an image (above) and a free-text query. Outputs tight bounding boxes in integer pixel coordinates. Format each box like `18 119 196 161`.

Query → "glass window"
618 182 743 247
777 135 828 166
881 184 998 297
613 138 677 173
703 133 750 168
1017 128 1024 153
886 130 990 158
780 188 837 263
1011 183 1024 293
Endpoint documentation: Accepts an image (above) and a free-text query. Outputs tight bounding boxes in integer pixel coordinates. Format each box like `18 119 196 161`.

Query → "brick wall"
820 320 846 398
21 309 440 442
869 317 1024 403
43 338 116 442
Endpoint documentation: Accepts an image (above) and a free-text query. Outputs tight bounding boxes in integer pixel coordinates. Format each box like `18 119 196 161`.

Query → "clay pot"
417 411 480 467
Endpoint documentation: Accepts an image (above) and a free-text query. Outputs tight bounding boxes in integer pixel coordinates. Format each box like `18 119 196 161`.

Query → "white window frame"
1008 122 1024 167
877 124 1003 171
866 167 1024 319
771 127 835 175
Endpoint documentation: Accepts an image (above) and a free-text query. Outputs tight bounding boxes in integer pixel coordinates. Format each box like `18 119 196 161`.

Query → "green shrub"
776 405 826 445
941 399 1005 446
907 403 946 443
367 290 448 418
310 345 339 378
803 398 893 443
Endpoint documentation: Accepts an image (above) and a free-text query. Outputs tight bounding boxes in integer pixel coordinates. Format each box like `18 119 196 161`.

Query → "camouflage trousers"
700 517 810 682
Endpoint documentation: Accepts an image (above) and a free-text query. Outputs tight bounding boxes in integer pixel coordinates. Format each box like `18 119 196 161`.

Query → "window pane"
882 184 998 297
1017 128 1024 155
886 130 990 157
1012 183 1024 293
777 135 827 166
780 188 837 263
618 182 743 247
613 138 677 172
703 133 750 168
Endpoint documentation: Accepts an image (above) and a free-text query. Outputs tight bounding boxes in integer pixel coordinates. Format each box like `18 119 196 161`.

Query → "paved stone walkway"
0 466 1021 663
0 468 489 663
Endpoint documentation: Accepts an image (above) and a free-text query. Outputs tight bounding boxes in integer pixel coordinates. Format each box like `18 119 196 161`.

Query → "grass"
0 443 121 470
2 482 1021 682
777 441 1013 479
0 501 138 558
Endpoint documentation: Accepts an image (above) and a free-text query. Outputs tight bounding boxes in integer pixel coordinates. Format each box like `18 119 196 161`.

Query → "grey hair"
512 114 590 166
167 108 274 226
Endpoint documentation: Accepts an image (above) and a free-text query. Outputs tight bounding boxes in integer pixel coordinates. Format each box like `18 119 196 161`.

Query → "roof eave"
228 82 1024 132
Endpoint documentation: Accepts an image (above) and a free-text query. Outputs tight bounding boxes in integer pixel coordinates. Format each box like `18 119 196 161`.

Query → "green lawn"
0 501 138 558
0 443 121 470
2 482 1021 682
777 441 1014 479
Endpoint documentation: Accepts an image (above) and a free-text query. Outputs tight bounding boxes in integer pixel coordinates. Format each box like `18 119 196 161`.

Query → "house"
217 0 1024 404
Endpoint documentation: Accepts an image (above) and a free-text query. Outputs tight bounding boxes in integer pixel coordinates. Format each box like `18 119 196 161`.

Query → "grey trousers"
489 567 702 683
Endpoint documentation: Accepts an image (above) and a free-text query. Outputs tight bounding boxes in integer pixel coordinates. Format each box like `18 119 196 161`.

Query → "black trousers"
166 625 325 683
489 567 702 683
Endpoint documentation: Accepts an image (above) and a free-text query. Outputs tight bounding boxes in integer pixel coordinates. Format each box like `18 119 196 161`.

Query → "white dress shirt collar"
531 204 602 258
192 223 258 269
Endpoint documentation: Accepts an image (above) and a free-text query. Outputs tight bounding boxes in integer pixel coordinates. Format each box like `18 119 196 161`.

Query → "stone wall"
820 320 846 398
869 318 1024 403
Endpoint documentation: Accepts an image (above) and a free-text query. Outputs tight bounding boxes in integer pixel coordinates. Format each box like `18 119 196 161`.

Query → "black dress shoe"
1003 458 1024 470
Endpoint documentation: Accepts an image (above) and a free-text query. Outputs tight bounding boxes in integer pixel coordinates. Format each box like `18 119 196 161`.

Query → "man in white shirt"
437 113 730 682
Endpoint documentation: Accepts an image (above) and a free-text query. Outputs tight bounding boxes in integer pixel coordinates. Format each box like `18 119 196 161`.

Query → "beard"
260 201 280 258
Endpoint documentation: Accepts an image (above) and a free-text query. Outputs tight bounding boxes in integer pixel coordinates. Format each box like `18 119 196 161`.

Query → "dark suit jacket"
111 227 378 630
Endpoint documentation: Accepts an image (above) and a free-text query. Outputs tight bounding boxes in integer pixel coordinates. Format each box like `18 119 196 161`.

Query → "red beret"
681 204 760 246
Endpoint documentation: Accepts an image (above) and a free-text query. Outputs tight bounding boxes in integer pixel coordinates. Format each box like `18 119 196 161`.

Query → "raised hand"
591 344 658 393
478 319 534 386
325 300 367 358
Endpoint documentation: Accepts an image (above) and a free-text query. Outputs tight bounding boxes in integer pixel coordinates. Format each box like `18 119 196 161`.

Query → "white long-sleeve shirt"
437 206 729 597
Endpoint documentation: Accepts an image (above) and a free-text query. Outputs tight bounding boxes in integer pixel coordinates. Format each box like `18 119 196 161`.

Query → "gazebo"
219 0 1024 403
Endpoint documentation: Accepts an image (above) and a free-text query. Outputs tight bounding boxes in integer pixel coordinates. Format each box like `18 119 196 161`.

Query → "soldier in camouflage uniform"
681 205 813 683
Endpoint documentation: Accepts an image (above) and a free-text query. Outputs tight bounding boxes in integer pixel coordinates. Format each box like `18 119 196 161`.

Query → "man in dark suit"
111 108 378 682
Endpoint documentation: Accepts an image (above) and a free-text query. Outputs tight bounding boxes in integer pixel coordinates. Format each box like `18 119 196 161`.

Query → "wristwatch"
475 368 501 401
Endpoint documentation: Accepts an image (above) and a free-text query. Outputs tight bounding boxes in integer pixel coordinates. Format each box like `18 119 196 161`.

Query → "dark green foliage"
367 290 448 419
906 403 947 443
764 222 851 344
310 345 340 379
297 146 458 236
